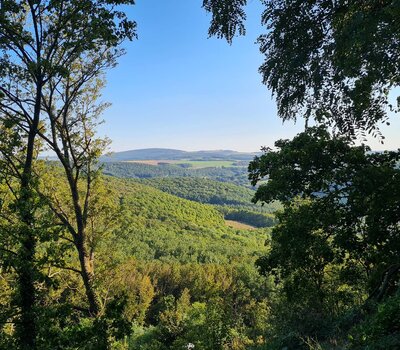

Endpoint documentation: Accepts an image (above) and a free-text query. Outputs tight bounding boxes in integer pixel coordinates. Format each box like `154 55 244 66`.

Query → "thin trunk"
48 123 102 318
17 219 36 350
76 234 100 316
16 85 41 349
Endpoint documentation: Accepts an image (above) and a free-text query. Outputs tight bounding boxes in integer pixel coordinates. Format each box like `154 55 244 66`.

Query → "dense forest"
1 1 399 350
135 177 279 228
102 162 250 186
2 171 273 348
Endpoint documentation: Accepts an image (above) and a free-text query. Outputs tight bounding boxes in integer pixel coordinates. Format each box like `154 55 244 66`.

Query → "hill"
96 178 273 349
102 161 250 186
136 177 281 228
101 148 259 162
137 177 255 206
101 164 281 227
107 177 269 264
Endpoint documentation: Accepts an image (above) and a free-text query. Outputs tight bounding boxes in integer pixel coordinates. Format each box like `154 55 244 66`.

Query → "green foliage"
1 171 273 348
203 0 247 44
85 177 274 349
102 162 250 186
205 0 400 135
250 127 400 347
134 177 280 228
220 208 277 228
1 0 136 347
204 1 400 348
138 177 254 206
258 0 400 136
104 178 269 264
126 265 271 350
349 294 400 349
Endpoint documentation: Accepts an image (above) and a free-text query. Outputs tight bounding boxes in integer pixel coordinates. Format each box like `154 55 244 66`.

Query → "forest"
0 1 399 350
102 162 251 186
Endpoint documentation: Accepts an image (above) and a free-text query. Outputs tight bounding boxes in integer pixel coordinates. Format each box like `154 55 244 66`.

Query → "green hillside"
96 178 272 350
137 177 255 206
102 161 250 186
107 178 269 264
100 148 258 162
136 177 281 228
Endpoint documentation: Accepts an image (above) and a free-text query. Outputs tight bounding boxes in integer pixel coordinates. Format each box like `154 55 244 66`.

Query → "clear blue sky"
99 0 400 152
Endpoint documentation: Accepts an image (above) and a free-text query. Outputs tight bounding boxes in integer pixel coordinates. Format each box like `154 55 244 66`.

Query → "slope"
106 178 269 264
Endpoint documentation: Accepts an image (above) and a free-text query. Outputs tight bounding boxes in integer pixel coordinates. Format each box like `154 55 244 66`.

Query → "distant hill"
101 148 259 162
102 161 250 186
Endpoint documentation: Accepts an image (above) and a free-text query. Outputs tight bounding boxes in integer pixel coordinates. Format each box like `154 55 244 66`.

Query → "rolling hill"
101 148 259 162
106 177 269 264
102 161 250 186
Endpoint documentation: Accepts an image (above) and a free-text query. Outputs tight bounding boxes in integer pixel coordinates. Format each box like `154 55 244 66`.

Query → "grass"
225 220 256 230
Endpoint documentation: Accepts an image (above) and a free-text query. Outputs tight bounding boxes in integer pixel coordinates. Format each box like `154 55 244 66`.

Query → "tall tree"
37 75 115 317
249 127 400 344
0 1 135 348
204 1 400 347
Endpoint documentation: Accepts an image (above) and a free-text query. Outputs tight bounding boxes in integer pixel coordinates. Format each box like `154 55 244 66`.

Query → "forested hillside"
136 177 280 228
102 165 281 229
108 178 269 263
101 148 258 162
137 177 254 206
102 162 250 186
104 179 273 349
1 169 272 349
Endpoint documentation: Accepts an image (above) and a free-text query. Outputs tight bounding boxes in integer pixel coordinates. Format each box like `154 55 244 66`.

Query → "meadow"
126 159 239 168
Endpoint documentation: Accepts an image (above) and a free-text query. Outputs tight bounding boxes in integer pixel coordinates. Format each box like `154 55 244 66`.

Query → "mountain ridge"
101 148 260 162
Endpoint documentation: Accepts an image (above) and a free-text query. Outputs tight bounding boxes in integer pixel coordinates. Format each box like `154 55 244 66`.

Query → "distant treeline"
100 148 258 162
102 162 250 186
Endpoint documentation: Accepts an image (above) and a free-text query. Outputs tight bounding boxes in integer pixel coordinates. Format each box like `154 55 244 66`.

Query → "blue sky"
99 0 400 152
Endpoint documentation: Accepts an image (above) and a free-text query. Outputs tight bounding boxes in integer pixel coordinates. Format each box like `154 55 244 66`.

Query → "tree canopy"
205 0 400 137
0 0 136 347
249 127 400 347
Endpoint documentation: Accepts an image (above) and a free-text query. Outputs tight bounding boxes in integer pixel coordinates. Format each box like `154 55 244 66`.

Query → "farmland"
125 159 241 168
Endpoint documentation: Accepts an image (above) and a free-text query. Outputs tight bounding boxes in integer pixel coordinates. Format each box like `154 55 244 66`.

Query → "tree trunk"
15 78 42 349
76 235 101 316
17 223 37 350
16 129 39 349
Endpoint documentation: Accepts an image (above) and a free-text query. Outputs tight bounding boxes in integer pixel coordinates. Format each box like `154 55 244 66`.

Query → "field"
126 159 240 168
225 220 257 230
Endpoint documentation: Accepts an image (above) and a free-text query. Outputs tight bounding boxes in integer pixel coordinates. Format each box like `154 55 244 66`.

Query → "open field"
125 159 241 168
225 220 257 230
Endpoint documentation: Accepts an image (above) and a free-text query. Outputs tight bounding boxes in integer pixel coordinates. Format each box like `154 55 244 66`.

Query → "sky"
99 0 400 153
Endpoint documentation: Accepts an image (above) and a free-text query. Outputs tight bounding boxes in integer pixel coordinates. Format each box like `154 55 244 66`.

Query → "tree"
258 0 400 137
249 127 400 287
204 1 400 347
249 127 400 345
205 0 400 137
0 1 135 347
38 74 113 318
203 0 247 44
